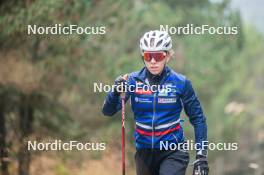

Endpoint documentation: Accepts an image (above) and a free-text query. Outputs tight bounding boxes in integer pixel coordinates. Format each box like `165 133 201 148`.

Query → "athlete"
102 30 209 175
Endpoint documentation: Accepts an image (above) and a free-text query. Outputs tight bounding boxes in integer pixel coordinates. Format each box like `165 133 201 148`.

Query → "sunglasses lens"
143 52 165 62
154 53 165 61
143 52 152 61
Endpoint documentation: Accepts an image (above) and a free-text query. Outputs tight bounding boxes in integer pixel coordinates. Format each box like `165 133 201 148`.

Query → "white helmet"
140 30 172 52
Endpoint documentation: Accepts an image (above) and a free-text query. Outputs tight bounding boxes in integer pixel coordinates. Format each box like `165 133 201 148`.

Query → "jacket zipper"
152 93 156 149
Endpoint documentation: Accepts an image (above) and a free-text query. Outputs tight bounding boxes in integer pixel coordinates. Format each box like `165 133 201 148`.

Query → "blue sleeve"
102 91 130 116
181 79 208 151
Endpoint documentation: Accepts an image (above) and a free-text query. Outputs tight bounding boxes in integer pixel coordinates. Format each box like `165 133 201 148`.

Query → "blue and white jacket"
102 66 207 150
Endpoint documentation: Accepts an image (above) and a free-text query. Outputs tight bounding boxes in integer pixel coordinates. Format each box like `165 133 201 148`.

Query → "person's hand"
113 74 128 96
193 155 209 175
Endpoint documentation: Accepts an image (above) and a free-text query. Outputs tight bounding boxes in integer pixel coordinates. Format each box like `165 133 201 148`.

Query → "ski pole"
121 92 126 175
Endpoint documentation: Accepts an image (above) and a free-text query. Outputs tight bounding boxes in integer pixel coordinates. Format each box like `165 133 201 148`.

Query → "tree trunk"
0 102 9 175
18 95 34 175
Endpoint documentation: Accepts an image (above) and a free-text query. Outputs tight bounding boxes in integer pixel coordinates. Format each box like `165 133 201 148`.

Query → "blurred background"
0 0 263 175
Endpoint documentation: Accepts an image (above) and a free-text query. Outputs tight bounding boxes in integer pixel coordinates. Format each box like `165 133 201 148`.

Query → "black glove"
113 75 128 96
193 155 209 175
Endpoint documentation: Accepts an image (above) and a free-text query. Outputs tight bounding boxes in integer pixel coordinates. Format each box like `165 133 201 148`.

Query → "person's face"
142 51 171 75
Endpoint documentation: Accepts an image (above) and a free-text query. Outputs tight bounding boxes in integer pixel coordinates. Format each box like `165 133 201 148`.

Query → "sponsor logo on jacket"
135 97 152 103
158 98 177 103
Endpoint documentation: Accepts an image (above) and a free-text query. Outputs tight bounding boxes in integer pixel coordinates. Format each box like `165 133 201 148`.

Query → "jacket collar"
133 66 171 83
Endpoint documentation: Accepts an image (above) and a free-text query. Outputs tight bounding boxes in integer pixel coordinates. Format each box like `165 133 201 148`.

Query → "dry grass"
29 151 136 175
0 53 42 93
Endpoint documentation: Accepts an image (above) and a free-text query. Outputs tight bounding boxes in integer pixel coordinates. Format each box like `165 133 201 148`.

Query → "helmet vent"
156 39 163 47
164 42 170 47
144 39 148 47
150 38 155 47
